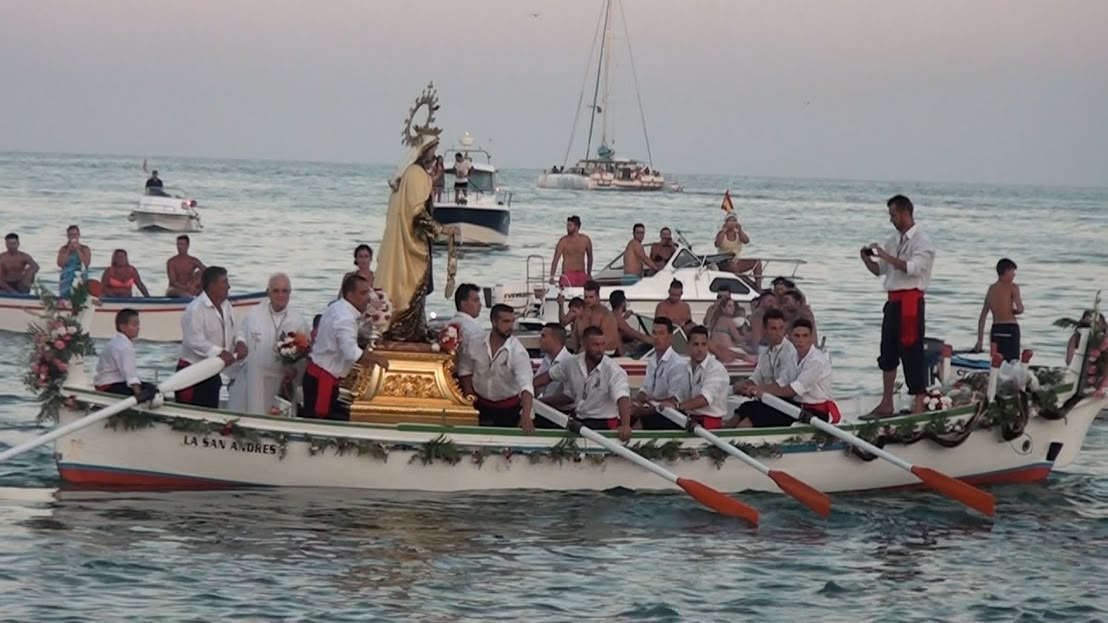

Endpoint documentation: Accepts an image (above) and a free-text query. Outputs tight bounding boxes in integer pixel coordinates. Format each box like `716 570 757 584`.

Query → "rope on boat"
618 0 654 168
562 2 607 169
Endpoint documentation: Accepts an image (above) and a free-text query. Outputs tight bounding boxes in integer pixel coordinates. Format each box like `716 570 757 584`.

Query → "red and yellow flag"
720 189 734 214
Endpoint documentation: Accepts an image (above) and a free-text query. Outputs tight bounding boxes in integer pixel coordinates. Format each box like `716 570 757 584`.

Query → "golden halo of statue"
401 82 443 149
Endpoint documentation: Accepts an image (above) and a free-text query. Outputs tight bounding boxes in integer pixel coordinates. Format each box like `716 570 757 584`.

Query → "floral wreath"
24 277 97 423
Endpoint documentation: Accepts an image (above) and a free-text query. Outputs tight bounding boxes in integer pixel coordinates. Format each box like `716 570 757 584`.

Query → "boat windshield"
144 186 188 199
469 169 495 193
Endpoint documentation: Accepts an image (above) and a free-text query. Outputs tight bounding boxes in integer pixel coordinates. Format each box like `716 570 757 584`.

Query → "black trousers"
878 299 927 395
301 367 348 420
991 323 1021 362
736 399 799 428
174 359 222 408
476 399 522 428
98 381 156 398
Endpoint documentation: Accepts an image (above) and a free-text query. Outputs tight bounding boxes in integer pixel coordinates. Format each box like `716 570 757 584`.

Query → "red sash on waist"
175 359 195 403
801 400 842 425
476 395 522 410
94 384 113 392
690 414 723 430
306 361 338 418
887 289 924 347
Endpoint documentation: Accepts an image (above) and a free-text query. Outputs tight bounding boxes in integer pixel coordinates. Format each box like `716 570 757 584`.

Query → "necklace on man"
270 304 288 336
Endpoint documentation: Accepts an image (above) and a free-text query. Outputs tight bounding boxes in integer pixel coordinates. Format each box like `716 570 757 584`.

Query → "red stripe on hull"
59 466 242 490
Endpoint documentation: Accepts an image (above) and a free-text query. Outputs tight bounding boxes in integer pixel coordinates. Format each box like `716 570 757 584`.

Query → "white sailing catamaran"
537 0 677 192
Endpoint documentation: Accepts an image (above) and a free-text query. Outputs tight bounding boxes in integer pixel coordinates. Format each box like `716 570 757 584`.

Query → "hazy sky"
2 0 1106 186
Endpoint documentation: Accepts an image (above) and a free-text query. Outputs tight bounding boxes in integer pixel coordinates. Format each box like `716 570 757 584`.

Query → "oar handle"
654 404 769 476
759 394 913 471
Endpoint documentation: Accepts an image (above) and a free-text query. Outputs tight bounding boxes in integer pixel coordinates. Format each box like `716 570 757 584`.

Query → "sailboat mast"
583 0 612 161
599 0 613 151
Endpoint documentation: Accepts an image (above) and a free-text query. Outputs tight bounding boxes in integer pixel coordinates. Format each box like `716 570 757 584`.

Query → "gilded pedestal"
337 348 477 426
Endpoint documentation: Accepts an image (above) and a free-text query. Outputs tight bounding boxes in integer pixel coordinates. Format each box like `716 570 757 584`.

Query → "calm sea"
0 152 1105 621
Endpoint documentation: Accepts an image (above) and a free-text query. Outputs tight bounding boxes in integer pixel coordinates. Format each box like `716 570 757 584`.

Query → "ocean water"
0 151 1105 621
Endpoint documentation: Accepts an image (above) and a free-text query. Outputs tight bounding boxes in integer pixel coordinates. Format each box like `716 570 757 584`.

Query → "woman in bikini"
714 214 763 290
706 298 750 364
100 249 150 298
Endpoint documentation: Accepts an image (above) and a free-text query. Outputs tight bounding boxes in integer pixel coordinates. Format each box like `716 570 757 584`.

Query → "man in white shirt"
534 325 633 442
748 318 840 426
94 308 155 398
452 152 472 204
176 266 246 408
534 322 573 401
450 282 483 364
458 304 535 431
860 194 936 416
733 308 799 427
658 325 731 430
304 274 390 420
634 317 690 429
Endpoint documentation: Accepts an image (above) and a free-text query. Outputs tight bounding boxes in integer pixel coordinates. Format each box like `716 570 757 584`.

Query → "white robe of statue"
228 301 310 415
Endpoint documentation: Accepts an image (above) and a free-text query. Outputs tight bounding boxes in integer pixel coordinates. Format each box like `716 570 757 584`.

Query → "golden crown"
401 82 443 148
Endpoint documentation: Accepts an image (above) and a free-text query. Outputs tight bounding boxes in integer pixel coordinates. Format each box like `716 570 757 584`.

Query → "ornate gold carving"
379 374 438 399
338 348 477 426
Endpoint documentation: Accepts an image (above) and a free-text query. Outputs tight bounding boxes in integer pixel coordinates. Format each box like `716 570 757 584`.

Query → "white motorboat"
129 187 203 233
536 0 670 192
432 133 512 247
487 230 805 326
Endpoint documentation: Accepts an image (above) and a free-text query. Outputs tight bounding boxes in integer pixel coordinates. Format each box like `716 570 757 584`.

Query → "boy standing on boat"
0 233 38 293
656 325 730 430
94 308 155 397
974 258 1024 361
732 309 799 427
860 194 936 416
176 266 245 408
457 304 535 431
549 216 594 287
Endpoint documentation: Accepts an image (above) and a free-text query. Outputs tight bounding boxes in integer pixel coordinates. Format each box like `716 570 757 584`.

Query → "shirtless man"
549 216 593 287
654 279 693 329
622 223 658 285
572 280 620 352
0 233 39 293
166 234 205 298
974 258 1024 361
648 227 677 266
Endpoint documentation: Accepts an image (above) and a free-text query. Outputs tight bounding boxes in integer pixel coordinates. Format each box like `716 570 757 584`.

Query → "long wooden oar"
0 356 227 463
759 394 996 517
654 404 831 517
532 402 759 525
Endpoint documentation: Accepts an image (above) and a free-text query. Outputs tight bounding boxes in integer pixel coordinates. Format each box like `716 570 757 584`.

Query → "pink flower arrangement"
362 288 394 334
437 323 461 353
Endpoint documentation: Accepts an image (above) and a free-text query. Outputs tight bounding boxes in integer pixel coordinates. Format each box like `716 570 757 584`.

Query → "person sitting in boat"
555 294 585 352
771 276 796 298
632 317 689 427
303 274 390 420
781 289 817 343
572 280 620 354
1066 309 1107 365
706 298 751 364
0 233 39 294
145 170 168 196
176 266 246 408
609 290 651 356
702 286 733 326
166 234 205 298
648 227 677 266
974 258 1024 362
715 214 763 290
55 224 90 299
340 244 375 295
431 156 446 203
450 282 483 363
550 216 594 287
740 318 839 427
622 223 658 285
654 279 693 330
535 322 573 402
452 152 471 204
93 308 155 398
457 304 535 431
655 325 731 430
228 273 310 416
100 249 151 298
731 308 799 427
533 325 633 441
746 290 778 353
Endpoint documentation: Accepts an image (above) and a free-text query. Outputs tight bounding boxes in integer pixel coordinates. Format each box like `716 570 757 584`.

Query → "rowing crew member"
176 266 245 408
656 325 731 430
534 325 633 441
860 194 935 416
304 274 390 420
633 317 688 427
534 322 572 402
94 308 155 397
451 282 483 364
741 318 840 426
732 308 798 426
458 304 535 431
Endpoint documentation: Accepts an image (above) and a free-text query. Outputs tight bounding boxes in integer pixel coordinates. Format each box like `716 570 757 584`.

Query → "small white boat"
129 187 203 233
432 134 512 247
0 291 267 341
488 231 805 325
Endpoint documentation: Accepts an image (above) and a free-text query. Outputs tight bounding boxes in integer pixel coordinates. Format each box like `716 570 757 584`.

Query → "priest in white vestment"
228 273 310 415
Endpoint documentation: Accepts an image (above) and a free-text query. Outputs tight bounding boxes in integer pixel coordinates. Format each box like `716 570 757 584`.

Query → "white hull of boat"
53 385 1105 494
431 201 511 247
537 172 665 192
0 292 267 342
129 210 203 233
537 173 595 191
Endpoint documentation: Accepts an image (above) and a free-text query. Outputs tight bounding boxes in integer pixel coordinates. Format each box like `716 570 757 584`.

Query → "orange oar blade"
910 466 996 517
767 469 832 518
676 477 760 526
